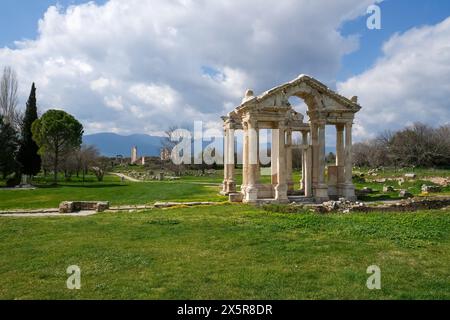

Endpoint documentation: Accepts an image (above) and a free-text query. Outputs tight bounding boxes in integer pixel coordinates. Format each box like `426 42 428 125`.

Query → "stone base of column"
340 183 357 201
243 185 258 203
220 181 236 195
314 184 329 203
275 184 289 203
221 180 228 195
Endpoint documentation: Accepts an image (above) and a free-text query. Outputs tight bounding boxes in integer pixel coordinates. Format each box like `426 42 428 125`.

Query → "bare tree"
0 67 21 128
75 145 100 181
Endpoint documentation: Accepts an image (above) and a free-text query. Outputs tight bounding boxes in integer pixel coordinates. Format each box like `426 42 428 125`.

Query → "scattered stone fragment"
399 190 413 198
421 184 442 193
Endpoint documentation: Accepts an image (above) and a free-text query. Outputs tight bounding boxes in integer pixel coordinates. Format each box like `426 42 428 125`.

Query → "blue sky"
0 0 449 140
0 0 103 46
338 0 450 80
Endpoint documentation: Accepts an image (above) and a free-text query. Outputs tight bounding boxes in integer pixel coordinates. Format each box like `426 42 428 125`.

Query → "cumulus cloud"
338 17 450 141
0 0 376 135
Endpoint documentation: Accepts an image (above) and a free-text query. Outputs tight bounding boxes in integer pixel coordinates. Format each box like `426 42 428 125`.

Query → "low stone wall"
59 201 110 213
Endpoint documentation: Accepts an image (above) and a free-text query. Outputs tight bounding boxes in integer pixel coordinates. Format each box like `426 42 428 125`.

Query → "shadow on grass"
358 193 403 202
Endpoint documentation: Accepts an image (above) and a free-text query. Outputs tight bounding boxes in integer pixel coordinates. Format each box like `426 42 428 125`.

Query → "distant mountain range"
83 133 165 157
83 132 337 158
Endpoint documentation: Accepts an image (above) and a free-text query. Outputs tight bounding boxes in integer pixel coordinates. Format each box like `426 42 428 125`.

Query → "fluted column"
301 131 308 191
256 127 261 183
245 120 258 202
305 145 313 197
222 127 229 194
222 128 228 194
271 128 279 185
315 121 329 202
342 122 356 200
286 129 293 193
225 128 236 194
336 124 345 197
275 123 288 203
344 122 353 184
311 123 318 190
336 124 345 167
242 123 249 192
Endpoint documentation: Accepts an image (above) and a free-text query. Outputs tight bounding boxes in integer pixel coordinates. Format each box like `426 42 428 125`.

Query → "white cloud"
0 0 377 135
129 83 179 110
104 95 124 111
338 17 450 141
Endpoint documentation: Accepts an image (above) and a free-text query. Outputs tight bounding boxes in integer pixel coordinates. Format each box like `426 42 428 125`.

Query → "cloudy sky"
1 0 449 141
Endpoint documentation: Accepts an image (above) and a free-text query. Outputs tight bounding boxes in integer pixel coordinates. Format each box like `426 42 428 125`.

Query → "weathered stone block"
229 193 243 203
59 201 74 213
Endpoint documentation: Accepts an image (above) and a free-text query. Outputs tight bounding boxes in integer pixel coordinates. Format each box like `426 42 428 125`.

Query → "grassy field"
1 167 450 210
0 204 449 299
0 175 226 210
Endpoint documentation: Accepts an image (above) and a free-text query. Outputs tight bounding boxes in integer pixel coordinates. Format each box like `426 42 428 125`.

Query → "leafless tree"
353 123 450 168
0 67 21 129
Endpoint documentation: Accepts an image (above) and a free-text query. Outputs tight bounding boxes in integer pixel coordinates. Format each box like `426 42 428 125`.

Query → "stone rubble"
316 197 450 214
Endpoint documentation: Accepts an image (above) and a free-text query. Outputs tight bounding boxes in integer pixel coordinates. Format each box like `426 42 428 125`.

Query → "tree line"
0 66 104 186
353 123 450 168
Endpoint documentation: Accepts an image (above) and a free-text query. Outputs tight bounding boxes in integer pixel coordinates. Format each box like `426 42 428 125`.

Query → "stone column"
305 146 313 197
222 127 229 194
225 128 236 194
245 120 258 203
315 121 329 202
271 127 279 185
242 123 249 193
336 124 345 167
300 131 308 191
256 127 261 183
286 129 294 193
275 123 288 203
342 122 356 200
310 123 318 190
336 124 345 197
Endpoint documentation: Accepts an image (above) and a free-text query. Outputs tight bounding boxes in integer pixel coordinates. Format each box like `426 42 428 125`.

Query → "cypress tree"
0 116 19 179
17 83 41 176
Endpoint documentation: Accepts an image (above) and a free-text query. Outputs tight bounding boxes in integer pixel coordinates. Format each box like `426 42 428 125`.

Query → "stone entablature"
221 74 361 204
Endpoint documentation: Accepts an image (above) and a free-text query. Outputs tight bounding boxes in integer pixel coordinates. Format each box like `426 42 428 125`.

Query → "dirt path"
110 172 141 182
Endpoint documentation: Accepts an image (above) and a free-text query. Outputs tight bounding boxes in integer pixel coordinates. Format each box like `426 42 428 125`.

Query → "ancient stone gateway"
221 74 361 204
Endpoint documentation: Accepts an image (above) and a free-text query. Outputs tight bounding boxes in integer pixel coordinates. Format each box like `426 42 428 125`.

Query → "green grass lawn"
0 175 226 210
2 166 450 210
0 204 449 299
